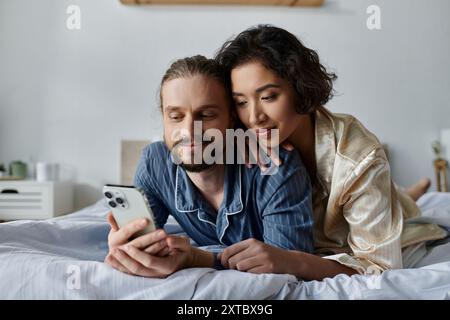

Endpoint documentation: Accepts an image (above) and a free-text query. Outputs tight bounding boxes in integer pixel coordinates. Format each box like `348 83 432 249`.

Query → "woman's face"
230 60 302 147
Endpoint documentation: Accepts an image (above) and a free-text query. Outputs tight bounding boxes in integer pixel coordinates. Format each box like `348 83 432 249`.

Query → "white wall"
1 0 449 209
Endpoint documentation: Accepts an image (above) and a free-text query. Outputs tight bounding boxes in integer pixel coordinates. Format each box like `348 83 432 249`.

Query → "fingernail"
140 219 148 226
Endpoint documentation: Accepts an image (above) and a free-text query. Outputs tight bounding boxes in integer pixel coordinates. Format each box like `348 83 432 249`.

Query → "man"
105 56 313 278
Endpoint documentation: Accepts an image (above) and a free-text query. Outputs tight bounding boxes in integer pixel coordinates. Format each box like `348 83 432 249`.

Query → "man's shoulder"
137 141 173 178
143 141 170 159
245 147 307 187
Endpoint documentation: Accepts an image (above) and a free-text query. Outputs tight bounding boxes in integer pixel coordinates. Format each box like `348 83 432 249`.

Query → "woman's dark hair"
159 55 231 110
215 25 337 114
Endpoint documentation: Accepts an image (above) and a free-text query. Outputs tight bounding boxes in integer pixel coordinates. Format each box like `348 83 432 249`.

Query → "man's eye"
168 114 182 121
201 113 216 118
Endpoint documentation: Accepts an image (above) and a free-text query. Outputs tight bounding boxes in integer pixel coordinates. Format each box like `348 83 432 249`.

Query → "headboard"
120 140 151 185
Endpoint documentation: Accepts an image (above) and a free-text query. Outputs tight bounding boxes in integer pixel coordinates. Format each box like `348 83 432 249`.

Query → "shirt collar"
174 164 243 215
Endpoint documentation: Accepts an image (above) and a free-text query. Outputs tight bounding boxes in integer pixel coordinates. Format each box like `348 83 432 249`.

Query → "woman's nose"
248 103 267 127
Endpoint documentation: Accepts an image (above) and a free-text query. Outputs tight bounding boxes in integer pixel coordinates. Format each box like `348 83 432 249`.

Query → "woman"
215 25 447 280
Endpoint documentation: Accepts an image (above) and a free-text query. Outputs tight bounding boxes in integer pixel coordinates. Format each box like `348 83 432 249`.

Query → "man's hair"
215 24 337 114
159 55 231 110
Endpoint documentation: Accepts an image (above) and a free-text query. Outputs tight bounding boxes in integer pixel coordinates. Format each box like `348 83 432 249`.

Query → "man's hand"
104 212 169 271
107 235 195 278
219 238 295 274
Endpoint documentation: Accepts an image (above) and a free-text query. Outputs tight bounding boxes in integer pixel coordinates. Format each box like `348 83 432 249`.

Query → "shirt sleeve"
133 145 170 229
259 154 314 253
324 149 404 275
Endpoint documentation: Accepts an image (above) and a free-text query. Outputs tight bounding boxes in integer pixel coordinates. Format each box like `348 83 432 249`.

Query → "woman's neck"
288 112 317 181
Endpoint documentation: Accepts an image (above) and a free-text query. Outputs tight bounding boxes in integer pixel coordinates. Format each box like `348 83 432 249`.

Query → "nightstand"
0 180 74 221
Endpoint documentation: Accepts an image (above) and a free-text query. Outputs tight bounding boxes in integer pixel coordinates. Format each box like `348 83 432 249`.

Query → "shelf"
120 0 325 7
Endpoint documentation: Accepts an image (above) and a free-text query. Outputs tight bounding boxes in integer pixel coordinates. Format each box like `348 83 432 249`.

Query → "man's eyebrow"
164 106 184 112
163 105 221 111
232 83 281 96
197 104 221 110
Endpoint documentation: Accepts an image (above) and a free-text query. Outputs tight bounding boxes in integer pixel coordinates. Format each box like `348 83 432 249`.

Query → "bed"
1 141 450 299
1 191 450 299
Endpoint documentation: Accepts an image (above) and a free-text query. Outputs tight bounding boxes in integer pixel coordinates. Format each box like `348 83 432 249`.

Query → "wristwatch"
212 252 225 270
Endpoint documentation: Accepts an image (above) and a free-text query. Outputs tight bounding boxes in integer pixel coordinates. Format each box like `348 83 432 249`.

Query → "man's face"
161 74 232 172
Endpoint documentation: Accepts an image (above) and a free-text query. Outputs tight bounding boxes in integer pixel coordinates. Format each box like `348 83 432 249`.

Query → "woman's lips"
255 127 276 137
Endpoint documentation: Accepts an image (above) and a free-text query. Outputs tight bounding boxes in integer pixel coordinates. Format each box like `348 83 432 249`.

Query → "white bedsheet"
1 192 450 299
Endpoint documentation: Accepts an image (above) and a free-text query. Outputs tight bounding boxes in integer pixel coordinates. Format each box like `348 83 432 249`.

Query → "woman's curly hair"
215 25 337 114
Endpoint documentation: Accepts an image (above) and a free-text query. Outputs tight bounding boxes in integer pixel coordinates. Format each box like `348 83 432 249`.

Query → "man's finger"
123 246 172 272
107 212 119 232
127 229 167 250
143 239 169 255
220 240 251 268
105 253 131 275
112 247 149 276
234 256 263 272
166 236 190 251
113 218 149 244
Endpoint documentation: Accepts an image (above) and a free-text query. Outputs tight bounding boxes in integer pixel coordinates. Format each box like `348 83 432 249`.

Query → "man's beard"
180 162 214 173
165 136 216 173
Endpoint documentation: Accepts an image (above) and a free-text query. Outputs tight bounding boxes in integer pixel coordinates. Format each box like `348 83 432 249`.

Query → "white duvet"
1 192 450 300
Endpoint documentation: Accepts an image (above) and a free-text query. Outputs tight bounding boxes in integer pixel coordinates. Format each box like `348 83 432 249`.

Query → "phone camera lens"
116 197 124 205
108 201 117 208
104 192 113 199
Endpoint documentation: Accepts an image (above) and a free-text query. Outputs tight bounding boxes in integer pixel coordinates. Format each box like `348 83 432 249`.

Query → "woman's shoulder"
318 107 386 165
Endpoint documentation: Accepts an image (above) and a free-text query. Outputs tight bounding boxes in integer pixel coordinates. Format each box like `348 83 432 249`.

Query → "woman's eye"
261 94 278 101
235 100 247 107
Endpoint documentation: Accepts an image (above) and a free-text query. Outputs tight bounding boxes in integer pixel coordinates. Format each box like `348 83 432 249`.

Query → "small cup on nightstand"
36 162 60 182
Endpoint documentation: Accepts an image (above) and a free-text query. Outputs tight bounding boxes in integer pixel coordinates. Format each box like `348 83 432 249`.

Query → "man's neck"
185 164 225 212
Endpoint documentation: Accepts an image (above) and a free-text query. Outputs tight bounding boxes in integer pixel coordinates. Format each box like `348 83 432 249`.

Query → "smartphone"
103 184 156 238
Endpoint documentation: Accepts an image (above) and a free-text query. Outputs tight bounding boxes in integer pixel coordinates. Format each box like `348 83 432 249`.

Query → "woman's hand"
219 238 297 275
106 235 195 278
242 140 294 172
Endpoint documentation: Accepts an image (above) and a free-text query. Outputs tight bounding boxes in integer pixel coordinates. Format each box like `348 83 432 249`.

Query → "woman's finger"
268 147 281 166
281 141 294 151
